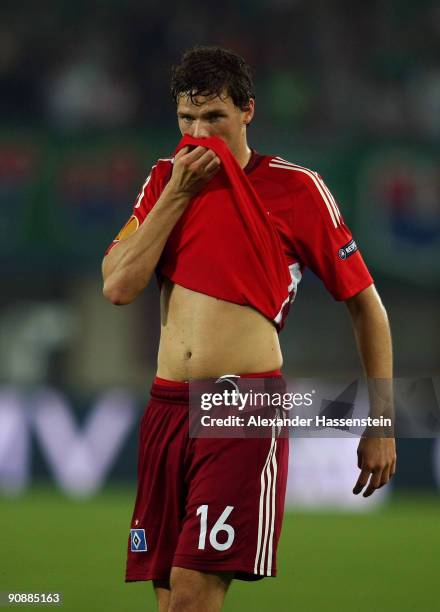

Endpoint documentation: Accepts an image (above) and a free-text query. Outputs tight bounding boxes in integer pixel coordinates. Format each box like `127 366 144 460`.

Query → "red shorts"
125 373 289 582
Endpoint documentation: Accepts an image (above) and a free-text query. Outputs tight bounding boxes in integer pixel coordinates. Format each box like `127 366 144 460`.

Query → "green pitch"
0 487 438 611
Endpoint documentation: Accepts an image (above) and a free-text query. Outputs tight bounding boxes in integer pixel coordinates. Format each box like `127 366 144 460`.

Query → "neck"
235 144 252 169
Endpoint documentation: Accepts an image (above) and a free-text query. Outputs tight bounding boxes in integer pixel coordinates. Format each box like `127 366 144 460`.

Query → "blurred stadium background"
0 0 439 610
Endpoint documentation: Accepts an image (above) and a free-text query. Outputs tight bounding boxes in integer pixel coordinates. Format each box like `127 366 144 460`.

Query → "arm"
345 284 397 497
102 182 189 305
102 146 220 305
285 169 396 495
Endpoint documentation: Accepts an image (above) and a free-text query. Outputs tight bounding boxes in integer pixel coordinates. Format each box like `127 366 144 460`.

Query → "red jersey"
158 135 293 329
106 143 373 331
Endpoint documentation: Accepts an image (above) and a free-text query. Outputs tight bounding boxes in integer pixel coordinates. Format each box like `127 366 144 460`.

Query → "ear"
243 98 255 125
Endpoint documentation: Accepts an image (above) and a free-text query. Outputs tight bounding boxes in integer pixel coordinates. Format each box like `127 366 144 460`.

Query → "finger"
200 164 221 185
188 153 217 176
184 145 210 162
203 156 221 174
174 146 189 160
363 469 382 497
191 148 216 168
378 465 391 488
390 458 397 476
353 468 370 495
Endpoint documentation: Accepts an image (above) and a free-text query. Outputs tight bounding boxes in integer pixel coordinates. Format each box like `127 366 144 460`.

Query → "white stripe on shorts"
254 431 278 575
266 441 278 575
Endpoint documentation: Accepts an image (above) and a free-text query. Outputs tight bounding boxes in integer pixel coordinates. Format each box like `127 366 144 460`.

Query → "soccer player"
102 46 396 611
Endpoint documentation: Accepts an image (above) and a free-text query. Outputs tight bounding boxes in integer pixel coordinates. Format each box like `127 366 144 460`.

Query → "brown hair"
170 45 255 110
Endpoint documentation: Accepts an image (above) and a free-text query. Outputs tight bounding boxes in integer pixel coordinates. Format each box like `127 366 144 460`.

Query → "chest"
248 173 298 263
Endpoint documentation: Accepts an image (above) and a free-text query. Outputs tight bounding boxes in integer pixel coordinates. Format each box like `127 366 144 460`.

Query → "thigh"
153 579 170 612
169 567 233 612
174 435 289 579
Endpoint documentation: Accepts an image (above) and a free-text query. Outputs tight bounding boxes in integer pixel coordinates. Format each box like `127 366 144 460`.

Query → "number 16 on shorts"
196 505 235 551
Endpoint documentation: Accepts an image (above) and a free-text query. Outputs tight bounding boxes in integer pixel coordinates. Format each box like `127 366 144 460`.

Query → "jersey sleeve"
104 160 172 256
291 172 373 300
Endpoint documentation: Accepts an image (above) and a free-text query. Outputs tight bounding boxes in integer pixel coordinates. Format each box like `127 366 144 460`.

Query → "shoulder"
259 155 342 228
147 156 174 184
133 156 173 208
259 154 322 189
254 154 319 191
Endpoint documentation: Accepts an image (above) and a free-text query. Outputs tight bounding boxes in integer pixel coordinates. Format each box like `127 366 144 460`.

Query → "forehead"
176 92 236 114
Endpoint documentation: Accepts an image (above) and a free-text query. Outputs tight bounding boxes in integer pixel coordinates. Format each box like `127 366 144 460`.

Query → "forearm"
102 184 190 304
350 296 397 494
102 145 220 305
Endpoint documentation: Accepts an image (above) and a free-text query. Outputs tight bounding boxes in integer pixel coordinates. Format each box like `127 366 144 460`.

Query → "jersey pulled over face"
106 148 373 330
176 92 254 162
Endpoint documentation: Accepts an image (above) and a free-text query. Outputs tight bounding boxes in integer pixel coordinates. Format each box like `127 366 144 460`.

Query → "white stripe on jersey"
274 294 291 326
273 262 302 326
273 157 342 224
134 172 152 208
254 433 278 575
318 176 342 220
269 157 342 228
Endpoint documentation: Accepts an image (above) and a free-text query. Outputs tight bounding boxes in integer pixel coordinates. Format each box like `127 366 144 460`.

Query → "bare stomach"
156 278 283 381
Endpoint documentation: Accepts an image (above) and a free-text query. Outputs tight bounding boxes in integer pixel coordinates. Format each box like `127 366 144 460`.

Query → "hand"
353 437 396 497
168 146 221 198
